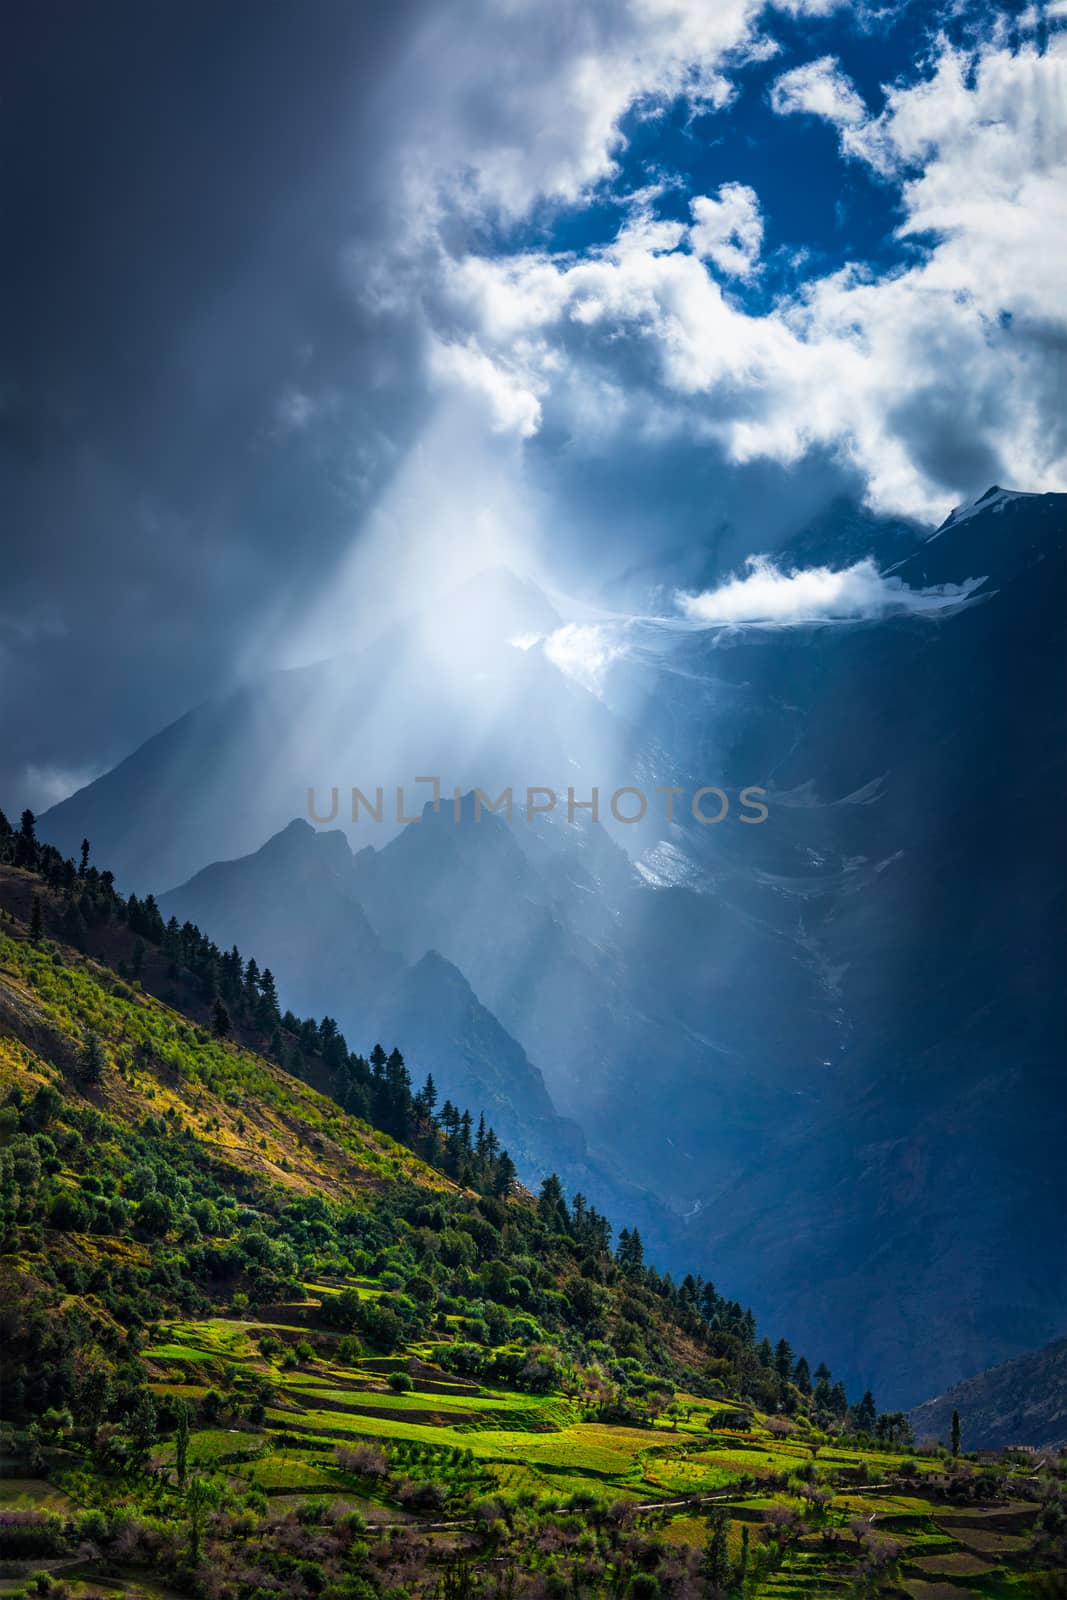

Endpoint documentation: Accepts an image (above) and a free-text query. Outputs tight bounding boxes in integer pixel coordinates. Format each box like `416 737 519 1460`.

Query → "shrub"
336 1443 387 1479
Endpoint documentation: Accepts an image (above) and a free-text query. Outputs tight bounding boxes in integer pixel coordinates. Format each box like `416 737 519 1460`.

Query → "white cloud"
676 555 987 624
430 34 1067 523
689 183 764 277
389 0 786 222
544 622 628 692
770 55 868 126
429 340 543 438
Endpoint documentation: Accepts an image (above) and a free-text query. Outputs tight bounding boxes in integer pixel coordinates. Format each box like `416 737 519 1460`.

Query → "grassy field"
3 1263 1062 1599
92 1309 1056 1598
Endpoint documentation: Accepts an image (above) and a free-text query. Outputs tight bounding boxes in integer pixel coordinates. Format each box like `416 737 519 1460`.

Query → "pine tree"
951 1408 961 1457
257 968 279 1024
186 1477 216 1565
854 1390 877 1433
79 838 90 877
539 1173 569 1233
78 1031 106 1085
700 1507 732 1595
493 1150 517 1196
15 809 37 868
212 998 231 1039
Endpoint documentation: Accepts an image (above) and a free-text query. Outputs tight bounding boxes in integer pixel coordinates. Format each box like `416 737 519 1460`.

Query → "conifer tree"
257 968 279 1025
15 809 37 868
700 1507 731 1594
854 1390 877 1433
493 1149 516 1196
78 1031 106 1085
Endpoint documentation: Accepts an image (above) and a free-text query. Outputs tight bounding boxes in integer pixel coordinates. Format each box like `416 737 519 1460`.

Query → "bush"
336 1443 387 1479
388 1371 414 1393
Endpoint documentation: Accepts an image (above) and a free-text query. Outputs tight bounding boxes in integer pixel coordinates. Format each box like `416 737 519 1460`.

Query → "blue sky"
491 1 1054 293
1 0 1064 809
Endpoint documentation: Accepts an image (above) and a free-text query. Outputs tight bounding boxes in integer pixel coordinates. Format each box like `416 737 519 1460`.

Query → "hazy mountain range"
40 487 1067 1407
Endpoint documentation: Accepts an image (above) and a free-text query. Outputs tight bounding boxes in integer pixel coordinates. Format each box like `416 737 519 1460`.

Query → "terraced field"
125 1308 1059 1597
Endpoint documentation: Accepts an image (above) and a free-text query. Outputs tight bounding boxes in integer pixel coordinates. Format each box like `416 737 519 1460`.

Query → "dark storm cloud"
0 0 425 808
3 1 1063 810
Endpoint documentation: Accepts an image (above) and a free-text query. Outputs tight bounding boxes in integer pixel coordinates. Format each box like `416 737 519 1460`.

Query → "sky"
2 0 1065 813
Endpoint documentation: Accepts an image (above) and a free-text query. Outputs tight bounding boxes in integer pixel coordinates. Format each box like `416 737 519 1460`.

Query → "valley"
0 850 1063 1598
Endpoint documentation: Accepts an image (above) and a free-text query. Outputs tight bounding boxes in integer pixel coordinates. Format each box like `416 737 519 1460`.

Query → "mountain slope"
2 852 1062 1600
908 1337 1067 1452
157 820 565 1162
0 904 452 1209
156 821 677 1256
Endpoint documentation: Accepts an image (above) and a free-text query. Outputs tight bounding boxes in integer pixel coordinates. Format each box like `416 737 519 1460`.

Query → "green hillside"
1 830 1065 1599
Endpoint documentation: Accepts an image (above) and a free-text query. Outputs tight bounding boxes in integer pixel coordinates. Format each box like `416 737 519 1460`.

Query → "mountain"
157 817 677 1257
357 488 1066 1405
908 1337 1067 1452
157 818 566 1168
348 795 835 1203
34 488 1067 1407
652 488 1067 1403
